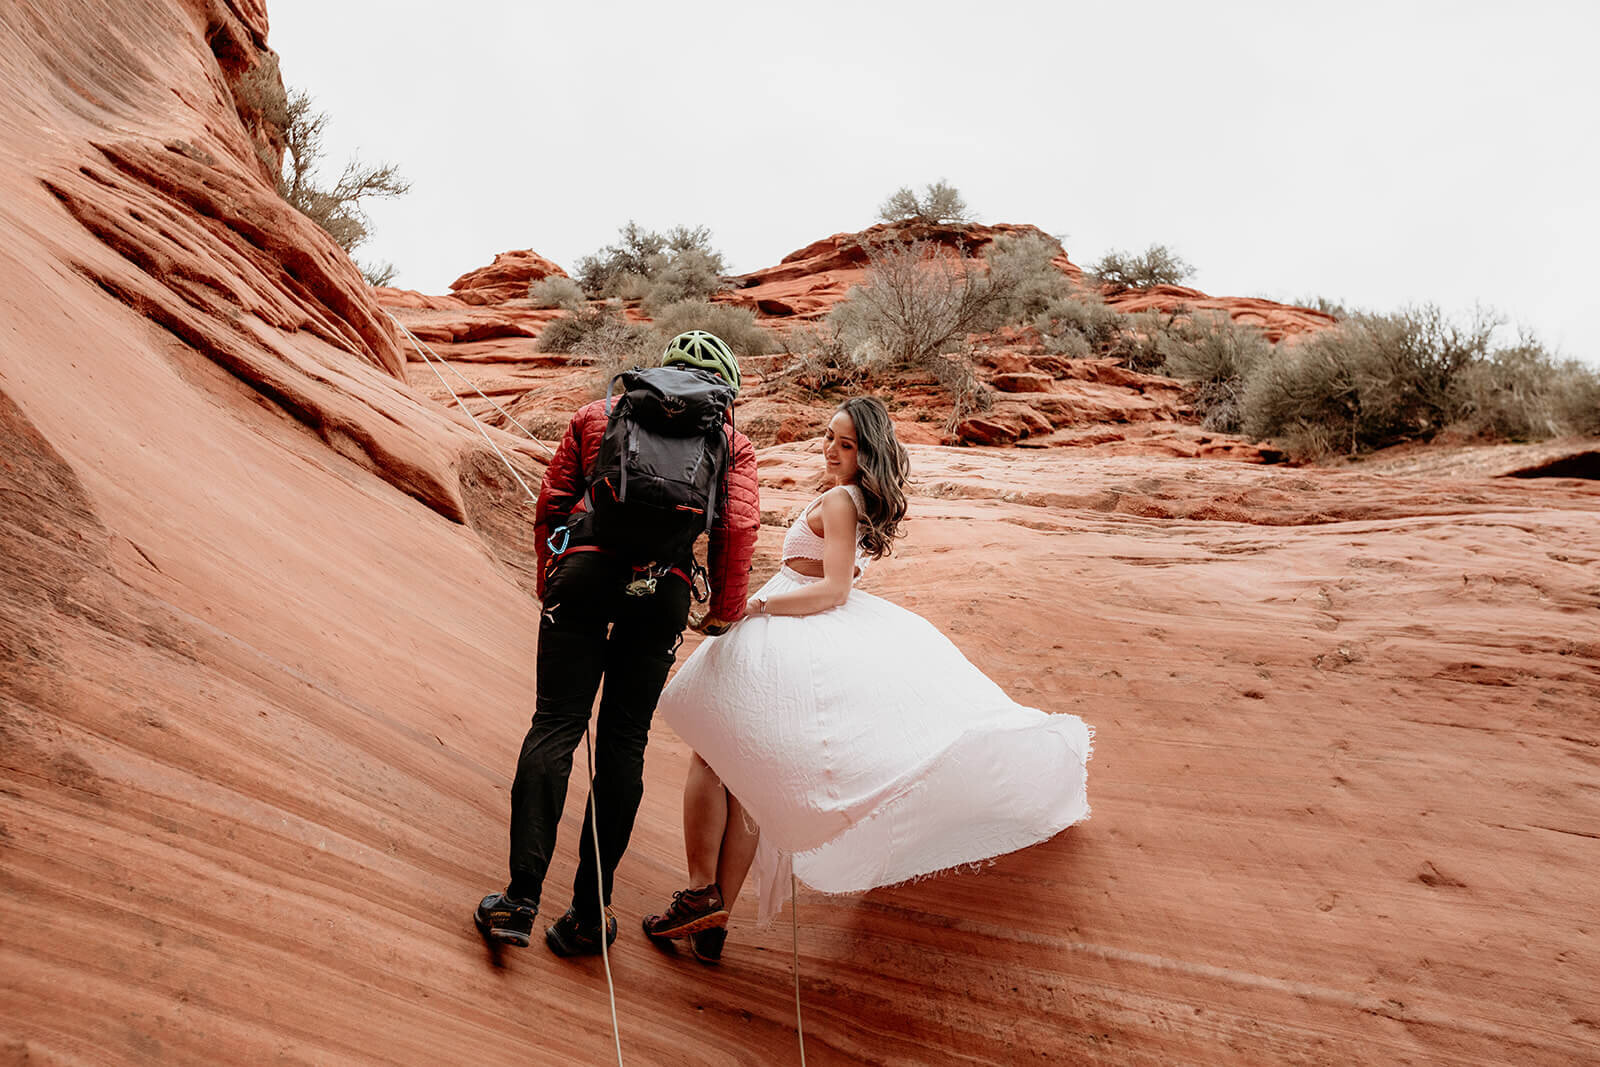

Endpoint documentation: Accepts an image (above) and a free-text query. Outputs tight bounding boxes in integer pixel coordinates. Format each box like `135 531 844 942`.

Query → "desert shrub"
1155 312 1274 431
984 233 1073 324
1035 293 1123 354
1447 338 1600 440
776 326 869 397
538 304 632 353
877 180 972 225
1157 311 1272 384
1239 305 1496 456
576 318 656 391
642 248 726 311
277 88 409 283
828 238 1003 413
528 275 587 309
646 300 775 358
1293 294 1350 320
1091 244 1193 290
361 261 398 288
1107 309 1180 372
575 222 727 299
830 238 1010 367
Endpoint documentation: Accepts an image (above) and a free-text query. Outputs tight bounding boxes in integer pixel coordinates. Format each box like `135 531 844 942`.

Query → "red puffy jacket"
533 398 760 621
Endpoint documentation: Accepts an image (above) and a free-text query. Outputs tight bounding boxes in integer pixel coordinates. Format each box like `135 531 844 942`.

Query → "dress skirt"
657 566 1093 925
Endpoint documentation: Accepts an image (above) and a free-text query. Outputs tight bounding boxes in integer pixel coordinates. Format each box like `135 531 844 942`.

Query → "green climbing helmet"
661 330 740 394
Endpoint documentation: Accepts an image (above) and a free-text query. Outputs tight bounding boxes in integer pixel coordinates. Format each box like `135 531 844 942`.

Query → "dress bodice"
781 485 869 576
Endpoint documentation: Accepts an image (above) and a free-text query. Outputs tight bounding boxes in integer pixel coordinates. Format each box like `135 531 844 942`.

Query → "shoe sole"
475 911 532 948
642 908 730 941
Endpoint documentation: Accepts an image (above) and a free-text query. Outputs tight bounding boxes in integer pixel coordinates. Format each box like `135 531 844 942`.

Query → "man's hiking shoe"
690 926 727 965
544 906 619 958
641 883 729 941
475 892 536 948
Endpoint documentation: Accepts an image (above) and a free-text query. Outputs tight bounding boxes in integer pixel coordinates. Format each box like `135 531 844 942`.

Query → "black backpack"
571 365 735 566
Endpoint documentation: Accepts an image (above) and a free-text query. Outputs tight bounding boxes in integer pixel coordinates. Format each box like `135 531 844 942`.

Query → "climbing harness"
386 308 808 1065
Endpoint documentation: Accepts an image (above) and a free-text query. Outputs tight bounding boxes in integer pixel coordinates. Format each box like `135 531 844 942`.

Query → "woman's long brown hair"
839 396 909 559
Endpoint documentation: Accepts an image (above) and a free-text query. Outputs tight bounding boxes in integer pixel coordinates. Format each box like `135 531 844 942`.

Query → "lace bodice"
780 485 869 576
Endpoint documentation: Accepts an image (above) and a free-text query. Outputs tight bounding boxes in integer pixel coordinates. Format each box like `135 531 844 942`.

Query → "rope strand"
793 872 806 1066
388 312 623 1066
382 308 556 460
586 729 624 1066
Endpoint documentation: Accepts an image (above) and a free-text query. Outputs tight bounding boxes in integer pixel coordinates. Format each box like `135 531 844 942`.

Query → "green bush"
1155 312 1273 431
537 304 632 353
984 233 1073 324
575 222 727 299
642 248 726 312
1239 305 1500 457
528 275 587 309
646 300 775 358
1091 244 1193 290
1448 339 1600 440
877 180 972 225
1034 293 1123 354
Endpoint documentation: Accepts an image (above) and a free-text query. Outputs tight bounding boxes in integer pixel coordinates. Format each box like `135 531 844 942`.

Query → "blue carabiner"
547 525 571 556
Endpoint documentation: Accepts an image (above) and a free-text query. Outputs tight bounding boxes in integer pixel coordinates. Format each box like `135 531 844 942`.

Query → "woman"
642 397 1092 963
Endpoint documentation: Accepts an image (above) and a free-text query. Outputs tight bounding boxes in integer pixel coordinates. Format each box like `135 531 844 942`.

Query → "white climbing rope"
793 871 807 1065
381 308 557 460
386 311 624 1066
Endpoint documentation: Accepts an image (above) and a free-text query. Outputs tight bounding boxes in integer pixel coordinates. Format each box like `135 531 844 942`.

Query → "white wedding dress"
657 486 1093 924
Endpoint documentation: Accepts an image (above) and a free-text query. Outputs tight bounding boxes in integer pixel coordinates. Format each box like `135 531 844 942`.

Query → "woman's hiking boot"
475 892 536 948
689 926 727 964
544 906 619 958
641 883 729 941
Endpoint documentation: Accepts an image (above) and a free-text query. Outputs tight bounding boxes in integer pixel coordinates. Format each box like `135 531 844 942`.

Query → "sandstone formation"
3 3 1599 1065
448 248 568 306
717 220 1076 321
1103 285 1339 343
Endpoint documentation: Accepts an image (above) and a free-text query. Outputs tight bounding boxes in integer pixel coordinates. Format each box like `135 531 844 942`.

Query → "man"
475 330 759 956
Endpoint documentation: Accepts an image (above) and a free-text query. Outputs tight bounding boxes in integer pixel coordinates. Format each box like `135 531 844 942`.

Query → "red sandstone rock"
373 286 471 311
720 221 1077 321
4 6 1600 1064
990 371 1054 393
449 249 568 305
1104 284 1338 343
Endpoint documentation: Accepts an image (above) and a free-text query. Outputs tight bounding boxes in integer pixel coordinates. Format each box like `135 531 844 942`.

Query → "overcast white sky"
266 1 1600 365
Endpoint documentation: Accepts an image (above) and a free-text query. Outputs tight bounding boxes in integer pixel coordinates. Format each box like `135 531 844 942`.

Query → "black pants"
507 551 691 918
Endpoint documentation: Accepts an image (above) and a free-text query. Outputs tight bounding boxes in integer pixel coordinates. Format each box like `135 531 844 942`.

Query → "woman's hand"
744 593 767 617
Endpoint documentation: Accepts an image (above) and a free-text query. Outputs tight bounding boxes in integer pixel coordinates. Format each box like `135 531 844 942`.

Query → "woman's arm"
749 488 858 618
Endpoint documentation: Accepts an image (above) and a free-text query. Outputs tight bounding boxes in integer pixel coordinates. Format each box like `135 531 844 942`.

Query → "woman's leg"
715 791 761 909
682 752 729 887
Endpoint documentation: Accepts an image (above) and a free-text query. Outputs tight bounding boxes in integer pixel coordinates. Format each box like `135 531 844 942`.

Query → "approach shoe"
544 906 619 958
689 926 727 965
641 883 729 941
475 891 536 948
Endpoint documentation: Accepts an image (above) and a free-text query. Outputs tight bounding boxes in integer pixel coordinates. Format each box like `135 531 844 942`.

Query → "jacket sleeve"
533 410 591 597
707 428 760 620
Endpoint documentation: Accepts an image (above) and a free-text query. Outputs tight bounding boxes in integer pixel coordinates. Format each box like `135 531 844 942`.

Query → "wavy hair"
837 396 909 558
